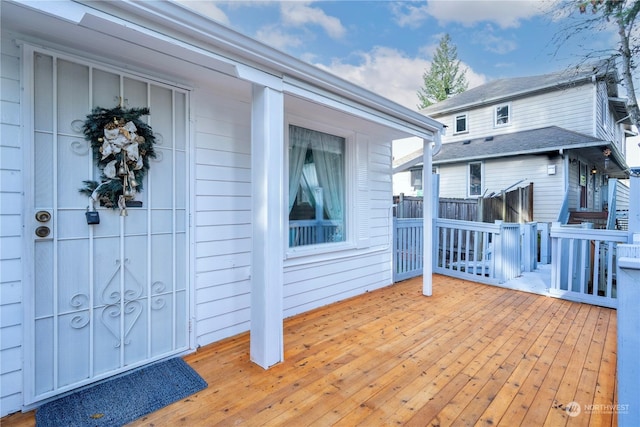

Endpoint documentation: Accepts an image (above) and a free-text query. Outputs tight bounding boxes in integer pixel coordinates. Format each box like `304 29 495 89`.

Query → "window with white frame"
468 162 482 197
495 103 510 126
410 167 423 190
454 113 468 134
288 125 345 248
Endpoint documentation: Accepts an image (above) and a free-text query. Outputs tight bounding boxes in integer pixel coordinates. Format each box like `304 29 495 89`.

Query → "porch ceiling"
4 275 616 426
1 1 249 95
573 145 629 179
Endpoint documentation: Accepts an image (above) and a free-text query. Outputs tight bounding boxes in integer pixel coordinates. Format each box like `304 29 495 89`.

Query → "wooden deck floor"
3 275 617 426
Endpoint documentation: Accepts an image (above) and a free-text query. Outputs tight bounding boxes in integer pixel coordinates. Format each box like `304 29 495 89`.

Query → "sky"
176 0 639 165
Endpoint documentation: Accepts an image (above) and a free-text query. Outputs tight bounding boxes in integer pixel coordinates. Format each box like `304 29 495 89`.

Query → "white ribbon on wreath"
90 120 145 206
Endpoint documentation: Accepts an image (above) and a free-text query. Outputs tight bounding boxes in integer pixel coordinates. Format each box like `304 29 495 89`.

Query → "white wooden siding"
595 81 626 155
192 88 397 346
1 33 24 415
616 179 630 211
283 135 394 319
437 164 468 198
437 84 595 143
192 87 254 346
393 170 415 196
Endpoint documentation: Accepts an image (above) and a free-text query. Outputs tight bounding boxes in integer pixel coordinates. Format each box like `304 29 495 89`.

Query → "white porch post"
629 171 640 237
617 172 640 426
422 135 438 296
250 84 285 368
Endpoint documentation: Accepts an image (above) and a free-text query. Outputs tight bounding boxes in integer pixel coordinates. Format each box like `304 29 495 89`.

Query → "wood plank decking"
2 275 617 426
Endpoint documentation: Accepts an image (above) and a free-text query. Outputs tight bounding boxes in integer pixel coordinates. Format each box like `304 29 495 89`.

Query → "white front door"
25 47 190 404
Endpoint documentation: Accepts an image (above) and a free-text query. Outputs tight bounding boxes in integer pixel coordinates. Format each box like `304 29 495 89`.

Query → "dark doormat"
35 357 207 426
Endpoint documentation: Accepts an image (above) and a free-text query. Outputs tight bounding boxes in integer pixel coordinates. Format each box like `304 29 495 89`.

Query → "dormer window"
454 113 468 134
495 103 511 126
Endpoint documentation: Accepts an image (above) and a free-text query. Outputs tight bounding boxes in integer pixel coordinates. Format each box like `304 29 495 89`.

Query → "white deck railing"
393 218 424 282
434 219 522 285
289 220 343 247
549 223 628 308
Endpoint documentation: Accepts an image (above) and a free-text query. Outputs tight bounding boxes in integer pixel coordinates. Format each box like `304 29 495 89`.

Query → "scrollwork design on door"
151 281 167 310
99 258 146 348
69 293 90 329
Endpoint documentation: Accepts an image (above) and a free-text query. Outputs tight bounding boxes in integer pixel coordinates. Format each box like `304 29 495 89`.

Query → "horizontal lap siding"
283 138 393 319
370 142 393 247
1 34 23 416
437 84 595 144
438 157 564 223
193 88 253 347
438 164 468 198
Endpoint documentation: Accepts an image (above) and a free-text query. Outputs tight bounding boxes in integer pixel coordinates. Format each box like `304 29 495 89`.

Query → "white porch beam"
250 84 285 368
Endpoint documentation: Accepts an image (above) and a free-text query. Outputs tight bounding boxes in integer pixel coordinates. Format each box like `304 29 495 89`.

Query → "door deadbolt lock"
35 211 51 222
35 226 50 238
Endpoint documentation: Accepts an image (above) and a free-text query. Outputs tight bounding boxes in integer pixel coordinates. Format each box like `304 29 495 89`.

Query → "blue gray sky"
177 1 621 109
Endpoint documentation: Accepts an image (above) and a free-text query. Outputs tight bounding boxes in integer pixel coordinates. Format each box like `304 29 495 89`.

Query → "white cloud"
280 2 346 39
255 24 304 51
474 25 518 54
172 1 230 25
316 46 487 111
394 0 553 29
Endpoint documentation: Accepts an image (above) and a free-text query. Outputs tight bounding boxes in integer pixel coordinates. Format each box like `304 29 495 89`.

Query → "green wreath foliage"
79 106 156 208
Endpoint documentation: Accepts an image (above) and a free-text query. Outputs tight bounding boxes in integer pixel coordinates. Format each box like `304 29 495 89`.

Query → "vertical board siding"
192 88 254 346
1 33 24 416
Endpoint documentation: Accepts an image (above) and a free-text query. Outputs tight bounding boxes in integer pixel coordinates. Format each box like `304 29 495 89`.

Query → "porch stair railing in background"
549 222 628 309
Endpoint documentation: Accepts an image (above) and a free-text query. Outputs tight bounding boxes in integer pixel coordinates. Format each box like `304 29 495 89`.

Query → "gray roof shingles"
422 60 613 116
433 126 602 164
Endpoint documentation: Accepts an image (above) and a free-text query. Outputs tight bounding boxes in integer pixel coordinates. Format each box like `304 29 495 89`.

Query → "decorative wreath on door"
79 106 156 213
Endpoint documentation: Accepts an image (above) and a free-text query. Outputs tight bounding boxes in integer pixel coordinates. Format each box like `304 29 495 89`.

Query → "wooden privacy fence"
394 182 533 223
394 195 477 221
480 182 533 223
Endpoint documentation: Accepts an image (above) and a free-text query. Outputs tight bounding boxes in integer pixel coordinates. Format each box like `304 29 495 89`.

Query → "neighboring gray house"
394 61 633 224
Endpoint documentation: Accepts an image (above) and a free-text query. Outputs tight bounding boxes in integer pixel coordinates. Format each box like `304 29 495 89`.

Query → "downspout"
423 130 442 297
592 74 598 137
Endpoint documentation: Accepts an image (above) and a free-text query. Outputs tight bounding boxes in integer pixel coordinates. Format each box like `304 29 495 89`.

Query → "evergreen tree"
417 34 468 109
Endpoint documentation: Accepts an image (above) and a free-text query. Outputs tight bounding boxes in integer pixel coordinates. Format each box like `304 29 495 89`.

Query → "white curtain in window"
301 163 319 206
312 133 344 220
288 126 312 213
